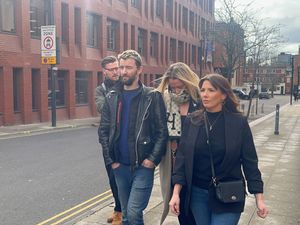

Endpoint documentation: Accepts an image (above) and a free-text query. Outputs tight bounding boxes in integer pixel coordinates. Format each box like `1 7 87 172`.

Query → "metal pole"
290 56 294 105
274 104 280 135
51 66 57 127
49 0 57 127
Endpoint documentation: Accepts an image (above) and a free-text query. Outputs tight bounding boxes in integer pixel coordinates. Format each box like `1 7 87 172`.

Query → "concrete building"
0 0 215 126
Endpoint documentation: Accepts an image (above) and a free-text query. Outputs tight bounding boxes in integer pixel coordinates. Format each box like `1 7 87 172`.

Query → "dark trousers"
178 186 196 225
106 164 121 212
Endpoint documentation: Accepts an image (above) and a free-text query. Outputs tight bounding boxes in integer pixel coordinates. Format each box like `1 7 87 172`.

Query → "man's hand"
142 159 155 169
111 162 120 169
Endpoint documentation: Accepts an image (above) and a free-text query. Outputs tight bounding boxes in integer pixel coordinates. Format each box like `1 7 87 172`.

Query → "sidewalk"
74 102 300 225
0 117 99 139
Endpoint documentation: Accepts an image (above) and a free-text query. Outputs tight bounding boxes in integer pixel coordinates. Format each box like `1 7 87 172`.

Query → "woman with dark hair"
169 74 268 225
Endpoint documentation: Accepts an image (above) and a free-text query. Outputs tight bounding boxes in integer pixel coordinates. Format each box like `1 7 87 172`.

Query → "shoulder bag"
204 112 245 203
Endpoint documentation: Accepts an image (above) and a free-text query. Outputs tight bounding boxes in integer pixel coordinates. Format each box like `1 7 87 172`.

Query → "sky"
215 0 300 55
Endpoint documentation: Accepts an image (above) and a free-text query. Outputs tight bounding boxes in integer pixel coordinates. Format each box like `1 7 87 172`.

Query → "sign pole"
51 65 57 127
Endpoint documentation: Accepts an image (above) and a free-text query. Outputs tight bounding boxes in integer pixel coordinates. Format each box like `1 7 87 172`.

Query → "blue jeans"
113 164 154 225
190 186 241 225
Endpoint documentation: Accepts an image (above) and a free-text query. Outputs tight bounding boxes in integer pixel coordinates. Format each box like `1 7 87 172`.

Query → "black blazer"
172 110 264 214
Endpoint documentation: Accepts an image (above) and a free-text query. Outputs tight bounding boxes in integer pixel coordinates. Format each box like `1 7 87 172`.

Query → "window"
74 7 81 45
86 12 100 48
199 0 203 8
169 38 176 62
156 0 163 18
75 71 89 105
32 69 40 111
144 0 148 17
150 32 158 58
208 0 213 14
189 11 194 35
48 70 66 108
178 4 181 30
178 41 184 62
0 0 16 33
166 0 173 24
201 18 205 37
13 68 21 112
131 25 135 49
61 3 69 43
138 28 147 56
107 19 119 51
182 7 188 32
192 45 196 65
97 72 103 86
124 23 128 50
150 0 154 19
131 0 140 8
30 0 52 38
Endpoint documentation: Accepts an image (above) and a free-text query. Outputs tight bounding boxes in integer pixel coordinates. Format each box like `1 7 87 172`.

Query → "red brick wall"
0 0 214 125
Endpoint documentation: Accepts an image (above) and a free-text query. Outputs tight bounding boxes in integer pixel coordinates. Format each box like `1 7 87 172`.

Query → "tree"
215 0 282 118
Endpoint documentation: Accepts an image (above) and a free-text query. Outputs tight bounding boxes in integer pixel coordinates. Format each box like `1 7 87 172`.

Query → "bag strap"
204 111 217 186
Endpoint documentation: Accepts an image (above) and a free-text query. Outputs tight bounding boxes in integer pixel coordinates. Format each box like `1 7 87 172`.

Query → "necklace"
206 112 222 131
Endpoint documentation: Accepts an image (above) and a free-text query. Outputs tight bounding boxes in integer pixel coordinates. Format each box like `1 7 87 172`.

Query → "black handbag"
204 112 245 203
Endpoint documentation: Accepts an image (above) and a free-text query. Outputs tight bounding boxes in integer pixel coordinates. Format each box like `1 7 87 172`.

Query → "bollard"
241 103 245 114
250 105 255 117
274 104 280 135
261 103 264 113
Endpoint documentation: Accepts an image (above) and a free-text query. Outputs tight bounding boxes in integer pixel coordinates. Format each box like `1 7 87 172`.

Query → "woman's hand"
255 193 268 218
169 194 180 216
169 184 182 216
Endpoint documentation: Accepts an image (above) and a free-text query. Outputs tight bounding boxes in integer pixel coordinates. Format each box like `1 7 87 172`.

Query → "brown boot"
112 211 122 225
107 211 114 223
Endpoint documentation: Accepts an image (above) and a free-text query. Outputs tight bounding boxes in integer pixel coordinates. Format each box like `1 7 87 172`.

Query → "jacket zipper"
135 97 152 167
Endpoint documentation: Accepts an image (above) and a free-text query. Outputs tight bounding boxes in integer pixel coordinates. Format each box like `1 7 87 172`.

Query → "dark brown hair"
101 56 118 69
191 73 241 124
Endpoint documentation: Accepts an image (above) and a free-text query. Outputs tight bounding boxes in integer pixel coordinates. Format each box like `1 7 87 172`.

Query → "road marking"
51 194 112 225
37 190 112 225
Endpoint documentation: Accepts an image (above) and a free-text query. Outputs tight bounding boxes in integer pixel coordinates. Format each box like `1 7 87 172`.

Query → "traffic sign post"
41 25 56 65
41 25 57 127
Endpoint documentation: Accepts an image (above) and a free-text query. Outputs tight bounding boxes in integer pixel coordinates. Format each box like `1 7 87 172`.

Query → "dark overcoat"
172 110 264 214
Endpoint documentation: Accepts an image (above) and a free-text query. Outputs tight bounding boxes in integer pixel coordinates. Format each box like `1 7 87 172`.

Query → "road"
239 94 290 119
0 127 108 225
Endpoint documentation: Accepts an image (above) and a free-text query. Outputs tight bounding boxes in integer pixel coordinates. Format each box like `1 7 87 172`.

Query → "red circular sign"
43 36 54 50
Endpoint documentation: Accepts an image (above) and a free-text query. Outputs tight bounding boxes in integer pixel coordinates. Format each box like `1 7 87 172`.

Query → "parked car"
232 89 249 100
258 92 270 99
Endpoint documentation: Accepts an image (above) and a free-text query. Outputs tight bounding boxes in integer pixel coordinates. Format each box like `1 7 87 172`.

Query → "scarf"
164 90 190 138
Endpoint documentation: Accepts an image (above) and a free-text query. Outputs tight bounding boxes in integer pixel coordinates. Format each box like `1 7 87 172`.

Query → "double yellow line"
37 190 112 225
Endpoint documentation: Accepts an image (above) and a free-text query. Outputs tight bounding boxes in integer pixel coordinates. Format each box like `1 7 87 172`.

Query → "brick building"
0 0 215 126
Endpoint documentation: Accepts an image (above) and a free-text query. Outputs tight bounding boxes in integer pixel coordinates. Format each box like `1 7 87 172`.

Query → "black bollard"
274 104 280 135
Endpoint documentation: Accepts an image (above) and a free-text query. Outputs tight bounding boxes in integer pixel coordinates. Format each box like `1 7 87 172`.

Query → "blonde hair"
157 62 200 102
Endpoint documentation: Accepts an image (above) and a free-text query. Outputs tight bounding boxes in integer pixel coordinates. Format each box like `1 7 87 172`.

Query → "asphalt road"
0 127 107 225
239 94 290 119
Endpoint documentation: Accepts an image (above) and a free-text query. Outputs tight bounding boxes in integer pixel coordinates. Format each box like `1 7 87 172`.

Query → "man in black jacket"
95 56 122 225
99 50 168 225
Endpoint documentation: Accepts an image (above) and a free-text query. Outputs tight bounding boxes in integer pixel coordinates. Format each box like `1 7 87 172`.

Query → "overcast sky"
215 0 300 55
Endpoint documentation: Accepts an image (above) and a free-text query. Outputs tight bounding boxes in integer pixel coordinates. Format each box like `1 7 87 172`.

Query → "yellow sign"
41 57 56 65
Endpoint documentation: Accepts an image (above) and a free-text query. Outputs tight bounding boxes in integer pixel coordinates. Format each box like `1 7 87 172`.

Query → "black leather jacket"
98 82 168 168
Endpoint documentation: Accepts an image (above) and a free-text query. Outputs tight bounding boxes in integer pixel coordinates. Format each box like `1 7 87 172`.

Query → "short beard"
122 75 136 86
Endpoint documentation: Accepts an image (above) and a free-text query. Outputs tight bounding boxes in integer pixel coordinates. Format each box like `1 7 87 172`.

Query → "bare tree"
245 18 282 118
215 0 282 118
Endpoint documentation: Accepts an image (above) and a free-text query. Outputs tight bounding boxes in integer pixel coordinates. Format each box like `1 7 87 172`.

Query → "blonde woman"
157 62 200 225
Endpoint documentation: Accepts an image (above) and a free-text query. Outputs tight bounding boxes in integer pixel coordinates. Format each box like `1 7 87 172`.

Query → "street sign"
41 25 56 65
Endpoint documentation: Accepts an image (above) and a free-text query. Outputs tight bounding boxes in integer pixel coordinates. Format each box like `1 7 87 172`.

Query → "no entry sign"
41 25 56 64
